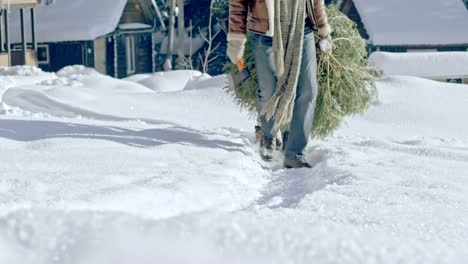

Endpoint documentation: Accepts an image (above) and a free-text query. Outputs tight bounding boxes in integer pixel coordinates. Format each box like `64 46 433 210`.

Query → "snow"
370 51 468 79
8 0 128 43
353 0 468 46
0 0 37 9
133 70 204 92
184 73 224 90
119 23 152 30
1 66 468 263
0 65 43 76
124 71 221 93
0 66 55 95
1 66 249 129
159 33 206 55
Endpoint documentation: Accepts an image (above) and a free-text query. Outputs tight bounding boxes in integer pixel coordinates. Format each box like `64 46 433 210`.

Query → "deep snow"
1 66 468 263
370 52 468 79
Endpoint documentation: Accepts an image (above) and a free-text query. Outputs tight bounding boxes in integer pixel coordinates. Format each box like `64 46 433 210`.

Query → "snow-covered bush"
0 66 43 76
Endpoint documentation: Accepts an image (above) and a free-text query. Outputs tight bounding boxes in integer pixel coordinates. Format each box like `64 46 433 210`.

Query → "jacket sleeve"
229 0 249 35
314 0 332 38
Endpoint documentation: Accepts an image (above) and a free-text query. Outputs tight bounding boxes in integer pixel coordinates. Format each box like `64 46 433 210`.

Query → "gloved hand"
317 24 333 55
227 33 246 64
319 36 333 54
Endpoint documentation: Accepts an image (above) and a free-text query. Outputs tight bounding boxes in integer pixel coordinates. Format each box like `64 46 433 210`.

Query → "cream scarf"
261 0 307 130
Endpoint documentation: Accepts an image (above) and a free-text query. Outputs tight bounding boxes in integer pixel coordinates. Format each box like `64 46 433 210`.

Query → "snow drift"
1 66 468 263
370 52 468 79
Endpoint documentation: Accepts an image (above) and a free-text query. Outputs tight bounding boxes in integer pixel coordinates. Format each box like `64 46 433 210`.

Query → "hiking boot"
276 136 282 151
260 135 276 161
284 154 312 169
256 125 282 150
256 125 282 148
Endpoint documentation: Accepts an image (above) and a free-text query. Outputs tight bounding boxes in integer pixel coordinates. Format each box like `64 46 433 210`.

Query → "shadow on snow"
0 119 247 154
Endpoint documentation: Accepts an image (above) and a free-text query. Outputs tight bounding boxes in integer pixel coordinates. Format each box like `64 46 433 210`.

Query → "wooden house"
0 0 39 67
9 0 161 78
336 0 468 53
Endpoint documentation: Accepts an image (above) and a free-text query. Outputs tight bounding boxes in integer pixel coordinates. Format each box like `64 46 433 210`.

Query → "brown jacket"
229 0 330 38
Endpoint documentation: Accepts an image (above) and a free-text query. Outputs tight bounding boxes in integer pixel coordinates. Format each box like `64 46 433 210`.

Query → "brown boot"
284 155 312 169
256 125 282 150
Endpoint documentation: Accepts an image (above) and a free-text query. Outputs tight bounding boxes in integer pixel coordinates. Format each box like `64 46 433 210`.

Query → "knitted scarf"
261 0 306 130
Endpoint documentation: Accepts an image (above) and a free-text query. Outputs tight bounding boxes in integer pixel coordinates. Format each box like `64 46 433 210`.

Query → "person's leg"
253 34 278 139
284 25 319 162
253 34 280 161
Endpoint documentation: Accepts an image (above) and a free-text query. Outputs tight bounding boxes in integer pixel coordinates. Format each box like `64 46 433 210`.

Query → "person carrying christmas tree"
227 0 333 168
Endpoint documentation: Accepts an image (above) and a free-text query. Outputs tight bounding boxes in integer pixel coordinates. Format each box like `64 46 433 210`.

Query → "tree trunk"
165 0 177 71
176 0 185 69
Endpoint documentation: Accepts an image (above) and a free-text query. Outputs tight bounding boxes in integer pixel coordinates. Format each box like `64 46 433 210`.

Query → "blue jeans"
253 24 318 159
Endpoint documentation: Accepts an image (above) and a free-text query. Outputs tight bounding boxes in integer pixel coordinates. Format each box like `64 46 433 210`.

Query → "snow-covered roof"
353 0 468 46
369 52 468 79
9 0 129 43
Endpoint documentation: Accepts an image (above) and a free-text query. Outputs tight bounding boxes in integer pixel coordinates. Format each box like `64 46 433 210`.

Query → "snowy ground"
1 66 468 263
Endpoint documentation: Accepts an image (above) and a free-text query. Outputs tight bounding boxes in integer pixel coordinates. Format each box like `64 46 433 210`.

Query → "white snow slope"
1 66 468 264
369 52 468 79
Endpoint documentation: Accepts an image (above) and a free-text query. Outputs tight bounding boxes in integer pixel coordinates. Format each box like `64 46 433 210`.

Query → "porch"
0 0 39 66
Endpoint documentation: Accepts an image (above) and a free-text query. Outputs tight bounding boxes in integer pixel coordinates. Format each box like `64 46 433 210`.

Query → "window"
125 36 136 75
11 44 30 51
37 45 50 64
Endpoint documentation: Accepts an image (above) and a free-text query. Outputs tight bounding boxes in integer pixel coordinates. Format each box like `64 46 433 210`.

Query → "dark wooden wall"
36 0 155 77
106 36 116 77
38 41 94 72
133 33 153 74
369 45 468 53
119 0 148 24
108 32 153 78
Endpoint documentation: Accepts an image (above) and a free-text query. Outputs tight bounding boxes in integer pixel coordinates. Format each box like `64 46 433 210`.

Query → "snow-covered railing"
0 0 38 9
369 52 468 80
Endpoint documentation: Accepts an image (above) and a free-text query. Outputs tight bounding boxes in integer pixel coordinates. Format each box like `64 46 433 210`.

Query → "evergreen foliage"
225 7 377 139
